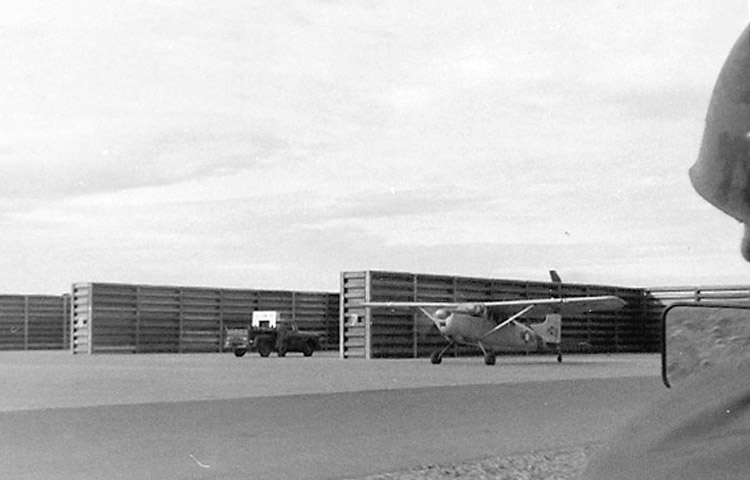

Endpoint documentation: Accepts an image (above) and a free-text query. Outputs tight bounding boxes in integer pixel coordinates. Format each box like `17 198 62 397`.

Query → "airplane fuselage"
440 312 537 352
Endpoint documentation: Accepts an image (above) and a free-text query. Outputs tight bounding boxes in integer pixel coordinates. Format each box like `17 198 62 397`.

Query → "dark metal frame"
661 301 750 388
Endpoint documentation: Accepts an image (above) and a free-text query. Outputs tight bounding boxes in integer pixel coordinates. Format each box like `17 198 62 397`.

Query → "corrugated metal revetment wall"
644 284 750 326
72 282 339 354
646 285 750 305
340 271 651 359
0 295 70 350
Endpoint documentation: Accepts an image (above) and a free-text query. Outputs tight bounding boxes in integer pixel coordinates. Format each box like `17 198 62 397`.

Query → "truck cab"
226 311 322 358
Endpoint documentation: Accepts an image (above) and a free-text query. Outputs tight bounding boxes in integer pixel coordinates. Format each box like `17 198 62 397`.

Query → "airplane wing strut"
417 307 444 330
481 305 535 339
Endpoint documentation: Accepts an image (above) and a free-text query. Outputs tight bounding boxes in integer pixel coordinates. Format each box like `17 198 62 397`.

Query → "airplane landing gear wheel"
484 353 496 366
557 353 563 363
431 342 455 365
430 351 443 364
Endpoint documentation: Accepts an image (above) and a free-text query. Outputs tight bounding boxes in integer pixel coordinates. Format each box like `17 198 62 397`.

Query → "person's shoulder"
581 364 750 480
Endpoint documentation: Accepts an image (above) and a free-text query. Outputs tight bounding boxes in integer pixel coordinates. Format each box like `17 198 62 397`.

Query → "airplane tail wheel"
430 351 443 364
484 354 496 366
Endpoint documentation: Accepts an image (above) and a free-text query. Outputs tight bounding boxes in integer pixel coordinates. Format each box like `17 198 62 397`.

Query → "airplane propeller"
416 307 446 335
435 308 451 321
416 303 486 335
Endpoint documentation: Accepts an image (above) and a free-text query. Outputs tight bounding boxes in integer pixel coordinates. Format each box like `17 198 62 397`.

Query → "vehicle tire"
484 353 496 366
233 348 247 357
257 342 272 357
302 341 315 357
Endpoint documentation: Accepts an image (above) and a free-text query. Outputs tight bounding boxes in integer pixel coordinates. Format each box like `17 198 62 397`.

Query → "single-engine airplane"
362 271 626 365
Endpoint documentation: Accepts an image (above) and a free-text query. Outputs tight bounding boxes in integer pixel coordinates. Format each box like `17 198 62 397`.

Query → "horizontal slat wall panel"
256 291 294 315
180 288 221 353
0 296 26 350
0 295 68 351
369 272 414 302
91 284 138 354
371 312 414 359
341 270 650 359
453 278 495 302
137 286 181 353
646 285 750 304
220 290 258 332
72 282 338 354
26 296 69 350
415 275 455 302
293 292 338 347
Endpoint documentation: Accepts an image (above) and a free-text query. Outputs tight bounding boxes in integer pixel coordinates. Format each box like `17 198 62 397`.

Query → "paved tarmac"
0 352 663 479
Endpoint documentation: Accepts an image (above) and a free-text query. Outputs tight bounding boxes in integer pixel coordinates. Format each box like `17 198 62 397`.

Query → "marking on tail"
533 313 562 344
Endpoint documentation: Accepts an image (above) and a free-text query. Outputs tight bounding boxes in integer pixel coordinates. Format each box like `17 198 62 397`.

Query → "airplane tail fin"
531 313 562 344
549 270 562 283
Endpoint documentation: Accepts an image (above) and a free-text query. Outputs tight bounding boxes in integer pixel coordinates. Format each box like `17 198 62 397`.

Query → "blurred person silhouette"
581 23 750 480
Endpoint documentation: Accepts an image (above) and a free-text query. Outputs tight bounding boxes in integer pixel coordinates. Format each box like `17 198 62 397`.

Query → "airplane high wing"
362 295 626 318
484 295 626 317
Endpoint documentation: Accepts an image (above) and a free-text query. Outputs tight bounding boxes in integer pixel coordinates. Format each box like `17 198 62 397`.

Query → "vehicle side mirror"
662 302 750 387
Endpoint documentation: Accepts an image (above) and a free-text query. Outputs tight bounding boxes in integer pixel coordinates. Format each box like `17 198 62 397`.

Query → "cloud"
329 187 494 221
607 87 710 121
1 0 749 295
0 124 287 200
0 2 377 201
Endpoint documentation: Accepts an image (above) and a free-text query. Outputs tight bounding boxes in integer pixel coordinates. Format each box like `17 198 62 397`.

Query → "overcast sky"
2 1 749 295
